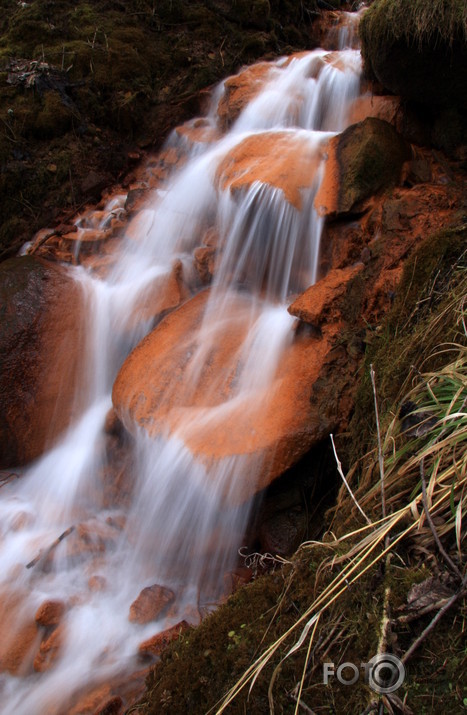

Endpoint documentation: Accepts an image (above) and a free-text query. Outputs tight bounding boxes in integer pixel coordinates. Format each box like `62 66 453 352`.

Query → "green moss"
141 553 389 714
336 118 410 214
360 0 467 54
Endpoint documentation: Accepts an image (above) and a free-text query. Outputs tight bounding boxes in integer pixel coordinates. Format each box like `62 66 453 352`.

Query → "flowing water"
1 12 364 713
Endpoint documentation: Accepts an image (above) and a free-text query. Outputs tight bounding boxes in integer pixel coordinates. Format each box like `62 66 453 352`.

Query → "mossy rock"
360 0 467 111
336 117 411 213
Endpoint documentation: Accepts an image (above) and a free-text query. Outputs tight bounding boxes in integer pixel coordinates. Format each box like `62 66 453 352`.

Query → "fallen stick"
26 526 75 569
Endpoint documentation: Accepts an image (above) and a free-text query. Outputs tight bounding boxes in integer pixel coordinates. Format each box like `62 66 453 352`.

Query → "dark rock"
336 118 411 213
0 256 84 467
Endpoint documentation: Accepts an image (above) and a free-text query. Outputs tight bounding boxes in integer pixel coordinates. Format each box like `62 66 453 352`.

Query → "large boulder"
112 289 349 504
315 117 410 216
216 131 322 209
0 256 85 467
359 0 467 111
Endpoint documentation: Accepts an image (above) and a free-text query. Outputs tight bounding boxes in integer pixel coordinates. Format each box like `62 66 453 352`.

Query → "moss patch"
336 117 410 214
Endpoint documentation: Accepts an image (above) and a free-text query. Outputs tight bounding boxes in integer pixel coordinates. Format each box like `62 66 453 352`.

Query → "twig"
26 526 75 569
0 471 19 488
401 575 467 664
419 457 463 581
289 693 317 715
330 434 371 524
370 364 386 520
396 595 455 624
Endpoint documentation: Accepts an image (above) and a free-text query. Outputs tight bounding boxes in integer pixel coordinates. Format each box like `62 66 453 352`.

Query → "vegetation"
360 0 467 52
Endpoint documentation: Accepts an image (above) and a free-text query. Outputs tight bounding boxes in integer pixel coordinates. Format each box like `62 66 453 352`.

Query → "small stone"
129 584 175 625
138 620 189 658
35 600 65 627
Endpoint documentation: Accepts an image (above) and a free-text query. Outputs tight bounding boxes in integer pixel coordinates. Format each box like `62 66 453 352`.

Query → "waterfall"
0 12 364 713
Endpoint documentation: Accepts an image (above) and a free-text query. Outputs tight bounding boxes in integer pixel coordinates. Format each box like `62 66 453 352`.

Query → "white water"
1 14 363 713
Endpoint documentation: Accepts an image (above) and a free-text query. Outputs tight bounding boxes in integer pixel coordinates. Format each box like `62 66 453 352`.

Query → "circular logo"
367 653 405 694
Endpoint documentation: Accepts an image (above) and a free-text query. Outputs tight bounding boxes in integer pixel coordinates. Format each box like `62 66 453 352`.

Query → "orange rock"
0 620 40 675
216 131 322 210
119 259 188 331
112 290 341 503
35 599 65 627
138 620 189 658
348 94 402 127
194 246 217 284
129 584 175 625
88 575 108 592
175 119 221 146
217 62 272 128
288 264 364 325
33 623 65 672
67 684 114 715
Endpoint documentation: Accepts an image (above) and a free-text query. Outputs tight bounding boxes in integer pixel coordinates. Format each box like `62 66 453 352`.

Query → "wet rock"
129 585 175 625
35 599 65 627
0 619 39 675
216 131 321 209
112 290 343 504
68 685 120 715
288 264 364 326
33 623 65 672
194 245 217 284
88 575 108 592
223 567 252 596
122 258 188 329
0 256 85 467
175 118 221 147
138 620 189 658
315 117 411 216
217 62 272 129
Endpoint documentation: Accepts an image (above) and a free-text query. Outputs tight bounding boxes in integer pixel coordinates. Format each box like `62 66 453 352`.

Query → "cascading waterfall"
1 12 364 713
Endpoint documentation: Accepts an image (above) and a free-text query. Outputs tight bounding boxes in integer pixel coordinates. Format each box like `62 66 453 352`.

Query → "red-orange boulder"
112 290 343 504
288 264 364 325
216 131 322 209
